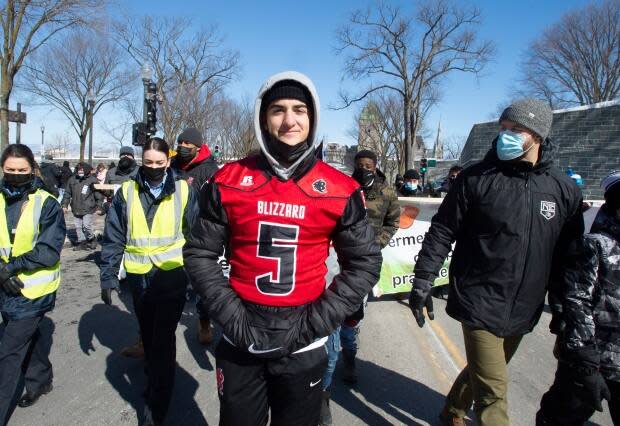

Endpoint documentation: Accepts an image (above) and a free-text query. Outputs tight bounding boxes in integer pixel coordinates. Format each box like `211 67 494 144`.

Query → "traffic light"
420 158 428 175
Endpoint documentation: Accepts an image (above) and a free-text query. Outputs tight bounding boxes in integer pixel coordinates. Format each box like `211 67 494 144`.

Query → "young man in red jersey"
184 71 382 425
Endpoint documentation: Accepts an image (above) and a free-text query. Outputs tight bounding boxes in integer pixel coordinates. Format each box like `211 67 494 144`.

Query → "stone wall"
460 101 620 199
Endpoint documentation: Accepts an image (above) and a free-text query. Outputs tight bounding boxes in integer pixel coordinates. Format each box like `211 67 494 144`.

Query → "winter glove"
409 278 434 327
549 315 565 335
572 369 611 412
1 276 24 296
0 262 12 285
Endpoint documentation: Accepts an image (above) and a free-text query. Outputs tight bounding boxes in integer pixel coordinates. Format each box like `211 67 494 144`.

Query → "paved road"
4 219 614 425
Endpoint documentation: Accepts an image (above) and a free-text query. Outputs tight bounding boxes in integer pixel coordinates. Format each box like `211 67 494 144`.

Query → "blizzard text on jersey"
257 201 306 219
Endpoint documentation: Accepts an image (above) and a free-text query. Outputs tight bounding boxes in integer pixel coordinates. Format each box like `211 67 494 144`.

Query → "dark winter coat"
99 168 199 293
59 165 73 189
414 138 584 337
171 144 219 191
62 164 103 215
38 162 61 197
363 170 400 248
559 205 620 381
0 178 66 320
183 154 382 357
104 160 138 185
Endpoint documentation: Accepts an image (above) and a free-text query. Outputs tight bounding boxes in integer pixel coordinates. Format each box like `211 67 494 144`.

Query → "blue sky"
13 0 590 155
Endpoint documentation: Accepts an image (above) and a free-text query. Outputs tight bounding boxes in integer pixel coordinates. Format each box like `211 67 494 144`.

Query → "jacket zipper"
503 174 532 334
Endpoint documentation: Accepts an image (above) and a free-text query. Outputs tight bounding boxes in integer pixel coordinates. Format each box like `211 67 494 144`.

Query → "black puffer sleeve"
298 189 383 342
559 236 600 370
183 180 243 334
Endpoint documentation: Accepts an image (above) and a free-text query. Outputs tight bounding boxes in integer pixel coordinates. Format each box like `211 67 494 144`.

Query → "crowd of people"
0 72 617 426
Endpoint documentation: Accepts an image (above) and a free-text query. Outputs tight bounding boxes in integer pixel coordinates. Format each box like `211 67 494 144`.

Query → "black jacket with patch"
414 139 584 336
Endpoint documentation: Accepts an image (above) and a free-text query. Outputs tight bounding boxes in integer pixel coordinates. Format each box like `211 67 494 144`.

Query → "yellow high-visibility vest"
0 189 61 300
122 179 189 274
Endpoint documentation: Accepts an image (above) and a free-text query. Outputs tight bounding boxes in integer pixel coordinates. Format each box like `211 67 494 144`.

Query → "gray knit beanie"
499 99 554 139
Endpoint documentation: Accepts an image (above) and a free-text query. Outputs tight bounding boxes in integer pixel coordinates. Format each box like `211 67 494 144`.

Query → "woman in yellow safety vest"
99 137 198 425
0 144 66 425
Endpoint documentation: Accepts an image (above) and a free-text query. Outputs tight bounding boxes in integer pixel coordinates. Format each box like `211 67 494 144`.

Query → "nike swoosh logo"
247 344 282 355
310 379 322 387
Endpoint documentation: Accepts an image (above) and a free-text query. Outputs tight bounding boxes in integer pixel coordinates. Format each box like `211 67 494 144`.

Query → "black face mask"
141 166 166 183
3 172 34 187
352 167 375 188
118 157 135 171
267 136 308 165
176 146 196 163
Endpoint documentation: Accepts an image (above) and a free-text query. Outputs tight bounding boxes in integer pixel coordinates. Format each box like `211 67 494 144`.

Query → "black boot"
18 382 53 408
342 349 358 384
320 389 333 425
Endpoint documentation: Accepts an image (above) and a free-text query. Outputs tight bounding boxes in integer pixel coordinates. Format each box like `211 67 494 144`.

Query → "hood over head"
254 71 320 180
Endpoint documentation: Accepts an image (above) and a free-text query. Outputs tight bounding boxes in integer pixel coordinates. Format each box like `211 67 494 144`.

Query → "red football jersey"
213 157 360 306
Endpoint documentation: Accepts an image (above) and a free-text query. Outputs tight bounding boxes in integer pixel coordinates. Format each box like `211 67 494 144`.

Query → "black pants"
132 281 185 423
538 362 620 425
0 314 52 425
216 339 327 426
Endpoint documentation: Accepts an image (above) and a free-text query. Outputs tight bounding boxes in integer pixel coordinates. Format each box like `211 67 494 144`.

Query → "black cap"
404 169 420 180
177 127 203 147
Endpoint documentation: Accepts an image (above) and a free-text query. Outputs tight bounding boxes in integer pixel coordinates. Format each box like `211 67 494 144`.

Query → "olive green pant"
445 324 523 426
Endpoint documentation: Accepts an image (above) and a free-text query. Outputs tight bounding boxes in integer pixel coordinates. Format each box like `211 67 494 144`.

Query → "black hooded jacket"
0 178 66 320
414 138 584 336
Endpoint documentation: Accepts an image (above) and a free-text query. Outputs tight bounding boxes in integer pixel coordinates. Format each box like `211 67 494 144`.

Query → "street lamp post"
87 90 96 166
40 125 45 163
141 62 153 124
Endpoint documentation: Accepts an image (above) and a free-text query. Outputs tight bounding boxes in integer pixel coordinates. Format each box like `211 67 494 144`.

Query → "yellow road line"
427 313 467 370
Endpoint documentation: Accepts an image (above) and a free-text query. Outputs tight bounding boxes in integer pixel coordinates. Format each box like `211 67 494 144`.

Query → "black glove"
573 369 611 412
409 278 434 327
101 288 117 305
549 315 565 335
0 262 12 285
1 276 24 296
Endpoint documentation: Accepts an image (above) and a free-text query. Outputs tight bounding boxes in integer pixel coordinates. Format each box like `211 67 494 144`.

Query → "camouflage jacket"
560 205 620 380
363 171 400 249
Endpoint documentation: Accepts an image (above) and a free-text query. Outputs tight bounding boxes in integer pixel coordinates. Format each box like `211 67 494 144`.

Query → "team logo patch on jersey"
241 175 254 186
312 179 327 193
216 368 225 396
540 200 556 220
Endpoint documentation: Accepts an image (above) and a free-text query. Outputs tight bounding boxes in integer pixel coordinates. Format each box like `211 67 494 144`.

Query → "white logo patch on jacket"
540 201 556 220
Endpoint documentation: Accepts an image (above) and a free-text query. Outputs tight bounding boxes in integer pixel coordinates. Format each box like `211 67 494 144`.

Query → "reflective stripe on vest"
122 179 188 274
0 189 61 299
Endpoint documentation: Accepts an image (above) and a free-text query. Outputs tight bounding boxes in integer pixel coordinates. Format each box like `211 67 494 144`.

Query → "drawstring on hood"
254 71 321 181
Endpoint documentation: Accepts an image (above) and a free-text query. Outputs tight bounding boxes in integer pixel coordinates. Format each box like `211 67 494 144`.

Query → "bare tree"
443 134 466 160
518 0 620 108
208 95 257 161
101 120 131 148
335 0 494 169
22 29 133 160
350 91 404 180
114 15 240 143
0 0 103 149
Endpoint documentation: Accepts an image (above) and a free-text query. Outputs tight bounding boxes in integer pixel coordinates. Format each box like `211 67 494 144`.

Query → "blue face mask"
496 130 531 161
404 182 417 191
